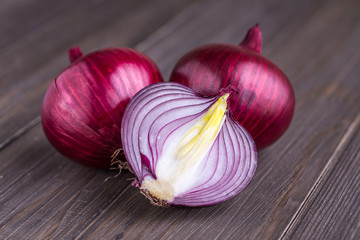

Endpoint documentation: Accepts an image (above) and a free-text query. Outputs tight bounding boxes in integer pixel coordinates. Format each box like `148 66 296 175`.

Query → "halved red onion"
121 82 257 207
41 47 163 168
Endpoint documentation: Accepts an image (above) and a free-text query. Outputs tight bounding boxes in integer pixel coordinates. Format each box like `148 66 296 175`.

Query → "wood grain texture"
0 0 360 239
283 114 360 239
0 125 135 239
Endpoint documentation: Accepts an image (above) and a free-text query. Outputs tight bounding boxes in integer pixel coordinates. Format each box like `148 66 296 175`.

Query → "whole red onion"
170 24 295 149
41 47 163 168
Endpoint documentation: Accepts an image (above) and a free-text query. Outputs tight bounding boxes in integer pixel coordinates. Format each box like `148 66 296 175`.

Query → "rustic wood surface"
1 0 359 239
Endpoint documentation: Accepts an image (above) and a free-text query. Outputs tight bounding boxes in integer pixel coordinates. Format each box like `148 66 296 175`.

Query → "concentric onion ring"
121 82 257 207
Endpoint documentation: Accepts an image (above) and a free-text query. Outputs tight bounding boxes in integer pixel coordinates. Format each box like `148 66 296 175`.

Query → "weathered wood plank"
0 125 135 239
0 0 196 147
1 0 360 239
140 0 327 79
0 0 78 49
282 114 360 239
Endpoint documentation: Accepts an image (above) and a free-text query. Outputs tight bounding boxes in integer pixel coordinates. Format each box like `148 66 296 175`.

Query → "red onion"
170 24 295 149
121 82 257 207
41 47 163 168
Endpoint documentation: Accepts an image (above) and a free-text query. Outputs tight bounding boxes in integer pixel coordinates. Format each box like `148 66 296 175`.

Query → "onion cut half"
121 82 257 207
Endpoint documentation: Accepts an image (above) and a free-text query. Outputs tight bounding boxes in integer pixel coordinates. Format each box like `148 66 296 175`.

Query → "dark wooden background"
1 0 360 239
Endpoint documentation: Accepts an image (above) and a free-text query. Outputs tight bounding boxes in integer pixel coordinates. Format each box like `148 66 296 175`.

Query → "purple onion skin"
170 25 295 149
41 47 163 168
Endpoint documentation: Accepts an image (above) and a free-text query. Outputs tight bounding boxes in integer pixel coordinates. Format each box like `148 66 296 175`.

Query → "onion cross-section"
121 82 257 207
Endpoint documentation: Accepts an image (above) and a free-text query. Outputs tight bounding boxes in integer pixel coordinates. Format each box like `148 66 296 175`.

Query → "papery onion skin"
41 47 163 168
169 24 295 149
121 82 257 207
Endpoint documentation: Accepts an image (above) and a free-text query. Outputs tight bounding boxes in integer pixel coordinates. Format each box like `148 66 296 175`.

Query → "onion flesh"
121 82 257 206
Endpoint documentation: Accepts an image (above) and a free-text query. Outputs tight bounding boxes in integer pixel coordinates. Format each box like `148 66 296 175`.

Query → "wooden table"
1 0 359 239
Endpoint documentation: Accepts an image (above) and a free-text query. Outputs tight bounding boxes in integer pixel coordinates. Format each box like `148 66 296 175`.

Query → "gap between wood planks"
279 112 360 239
0 116 40 150
279 43 360 239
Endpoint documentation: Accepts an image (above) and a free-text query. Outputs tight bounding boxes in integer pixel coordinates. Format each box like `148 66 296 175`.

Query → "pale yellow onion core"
141 93 230 202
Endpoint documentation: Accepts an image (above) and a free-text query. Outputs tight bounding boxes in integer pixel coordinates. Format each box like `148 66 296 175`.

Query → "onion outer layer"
169 24 295 149
41 47 163 168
